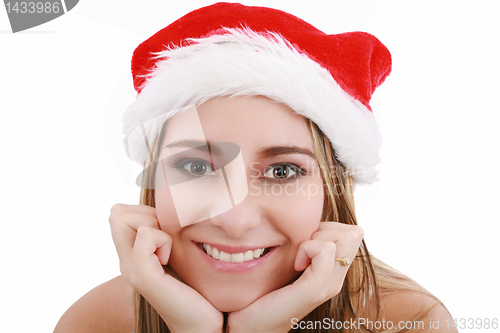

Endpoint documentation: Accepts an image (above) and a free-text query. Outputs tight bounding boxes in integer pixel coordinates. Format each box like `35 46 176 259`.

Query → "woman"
55 3 455 332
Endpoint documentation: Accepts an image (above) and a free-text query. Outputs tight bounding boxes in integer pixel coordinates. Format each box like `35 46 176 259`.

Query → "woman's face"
155 96 324 312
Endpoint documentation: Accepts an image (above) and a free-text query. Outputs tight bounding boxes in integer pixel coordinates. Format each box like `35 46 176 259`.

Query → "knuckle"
163 231 173 242
146 215 160 228
324 241 336 253
109 204 125 224
108 213 123 227
136 224 155 239
110 203 125 214
349 225 364 240
136 224 148 235
108 213 117 226
309 231 319 240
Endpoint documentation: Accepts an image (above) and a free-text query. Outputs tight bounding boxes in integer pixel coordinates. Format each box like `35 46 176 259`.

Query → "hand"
227 222 363 333
109 204 224 333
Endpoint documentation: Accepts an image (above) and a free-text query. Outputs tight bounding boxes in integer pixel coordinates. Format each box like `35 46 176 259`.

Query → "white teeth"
244 250 254 261
212 247 219 260
219 251 231 262
231 253 244 263
202 244 268 262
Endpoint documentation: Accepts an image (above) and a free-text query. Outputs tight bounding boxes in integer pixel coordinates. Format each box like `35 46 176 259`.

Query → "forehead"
162 96 313 150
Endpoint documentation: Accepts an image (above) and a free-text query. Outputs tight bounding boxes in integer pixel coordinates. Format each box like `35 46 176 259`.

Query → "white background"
1 1 499 332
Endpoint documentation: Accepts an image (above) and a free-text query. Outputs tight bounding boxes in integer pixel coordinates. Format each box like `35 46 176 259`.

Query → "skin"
54 276 458 333
108 96 364 332
155 96 325 312
54 96 458 333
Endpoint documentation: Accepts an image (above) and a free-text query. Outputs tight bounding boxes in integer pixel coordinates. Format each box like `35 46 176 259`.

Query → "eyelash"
262 163 304 182
174 159 304 182
174 159 216 177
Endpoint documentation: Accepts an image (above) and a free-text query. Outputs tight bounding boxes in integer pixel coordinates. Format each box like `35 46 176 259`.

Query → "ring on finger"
335 257 351 266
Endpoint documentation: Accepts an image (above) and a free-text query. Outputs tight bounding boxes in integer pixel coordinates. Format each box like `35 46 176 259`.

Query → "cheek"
264 179 324 244
155 188 181 228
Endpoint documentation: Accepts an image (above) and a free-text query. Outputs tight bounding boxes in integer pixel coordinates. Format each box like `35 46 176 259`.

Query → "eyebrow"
257 146 316 159
163 140 315 159
163 140 222 155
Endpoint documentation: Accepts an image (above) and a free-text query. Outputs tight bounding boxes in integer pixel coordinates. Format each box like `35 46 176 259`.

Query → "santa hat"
123 2 391 184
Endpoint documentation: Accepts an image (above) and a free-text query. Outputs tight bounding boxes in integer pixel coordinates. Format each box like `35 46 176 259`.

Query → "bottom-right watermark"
291 317 499 331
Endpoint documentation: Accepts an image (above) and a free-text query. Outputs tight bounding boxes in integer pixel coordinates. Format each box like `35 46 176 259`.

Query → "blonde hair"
133 118 441 333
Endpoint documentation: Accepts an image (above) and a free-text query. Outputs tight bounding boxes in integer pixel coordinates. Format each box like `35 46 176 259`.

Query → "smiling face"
154 96 324 312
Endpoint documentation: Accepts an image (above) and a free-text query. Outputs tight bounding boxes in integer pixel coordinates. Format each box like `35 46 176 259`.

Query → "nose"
209 194 262 239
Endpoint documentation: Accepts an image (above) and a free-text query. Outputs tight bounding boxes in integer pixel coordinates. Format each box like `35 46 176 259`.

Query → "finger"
110 203 157 217
311 223 363 262
109 206 160 257
109 205 160 250
233 230 361 329
249 240 337 319
109 207 161 277
110 212 160 231
133 225 172 264
129 226 216 325
109 213 159 260
315 221 363 234
294 240 336 277
156 238 172 266
109 221 135 275
309 224 364 297
130 225 172 288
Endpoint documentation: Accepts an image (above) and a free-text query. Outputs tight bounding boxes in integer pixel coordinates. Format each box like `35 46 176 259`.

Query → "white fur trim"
123 28 382 184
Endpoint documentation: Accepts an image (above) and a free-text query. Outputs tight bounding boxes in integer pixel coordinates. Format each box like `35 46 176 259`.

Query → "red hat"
123 2 392 184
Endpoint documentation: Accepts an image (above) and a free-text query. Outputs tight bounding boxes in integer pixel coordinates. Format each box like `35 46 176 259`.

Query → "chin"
210 294 259 312
202 284 269 312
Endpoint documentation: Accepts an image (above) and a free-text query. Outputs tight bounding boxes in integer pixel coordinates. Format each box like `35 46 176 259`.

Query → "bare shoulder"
378 291 458 332
54 275 135 333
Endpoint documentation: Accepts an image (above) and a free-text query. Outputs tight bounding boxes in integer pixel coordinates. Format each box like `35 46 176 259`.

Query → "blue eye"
263 164 301 180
